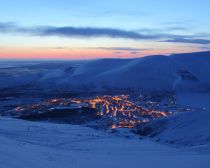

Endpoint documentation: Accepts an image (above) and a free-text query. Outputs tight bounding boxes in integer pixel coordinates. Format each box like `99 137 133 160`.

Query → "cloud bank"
163 38 210 44
0 22 210 44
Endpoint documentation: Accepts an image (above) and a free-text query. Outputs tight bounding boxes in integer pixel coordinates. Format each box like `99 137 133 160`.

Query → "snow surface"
1 51 210 167
176 93 210 110
69 52 210 92
0 51 210 92
0 117 209 168
137 93 210 153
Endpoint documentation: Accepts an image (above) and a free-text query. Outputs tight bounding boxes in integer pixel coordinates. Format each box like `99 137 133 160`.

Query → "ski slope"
0 117 209 168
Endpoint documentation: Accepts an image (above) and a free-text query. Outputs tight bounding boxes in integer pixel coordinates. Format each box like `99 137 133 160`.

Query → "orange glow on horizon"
0 47 201 60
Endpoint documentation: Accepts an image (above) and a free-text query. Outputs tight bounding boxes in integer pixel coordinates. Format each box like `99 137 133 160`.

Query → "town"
5 94 194 129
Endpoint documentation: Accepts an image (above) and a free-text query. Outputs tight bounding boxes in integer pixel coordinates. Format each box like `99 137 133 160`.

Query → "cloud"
97 47 143 55
0 22 159 40
136 26 188 34
112 51 123 54
97 47 142 51
0 22 210 44
0 22 17 32
163 26 188 32
199 46 210 50
163 38 210 44
33 46 73 50
130 51 141 54
31 27 162 40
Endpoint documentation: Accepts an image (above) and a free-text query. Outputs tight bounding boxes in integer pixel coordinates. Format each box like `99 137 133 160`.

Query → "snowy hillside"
1 52 210 168
68 51 210 92
0 51 210 93
0 117 210 168
135 93 210 153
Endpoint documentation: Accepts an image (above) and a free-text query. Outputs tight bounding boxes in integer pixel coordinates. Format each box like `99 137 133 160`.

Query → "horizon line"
0 50 209 62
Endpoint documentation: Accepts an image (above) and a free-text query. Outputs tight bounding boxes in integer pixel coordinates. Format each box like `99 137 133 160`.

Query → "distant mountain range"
1 51 210 93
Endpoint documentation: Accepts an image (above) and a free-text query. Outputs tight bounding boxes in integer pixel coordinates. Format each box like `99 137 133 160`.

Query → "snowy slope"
66 51 210 92
136 93 210 152
0 117 210 168
0 61 79 91
90 56 177 91
171 52 210 91
0 51 210 92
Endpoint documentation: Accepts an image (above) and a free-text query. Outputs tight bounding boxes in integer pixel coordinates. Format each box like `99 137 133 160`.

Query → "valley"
2 93 197 130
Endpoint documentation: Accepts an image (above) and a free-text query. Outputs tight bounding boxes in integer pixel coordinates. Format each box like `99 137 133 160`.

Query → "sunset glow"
0 0 210 60
0 46 202 60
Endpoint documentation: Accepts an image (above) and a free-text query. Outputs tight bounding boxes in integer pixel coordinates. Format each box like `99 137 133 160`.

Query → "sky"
0 0 210 60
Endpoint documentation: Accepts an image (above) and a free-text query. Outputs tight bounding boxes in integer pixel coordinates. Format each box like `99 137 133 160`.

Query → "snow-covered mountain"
0 51 210 93
1 52 210 168
66 51 210 92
